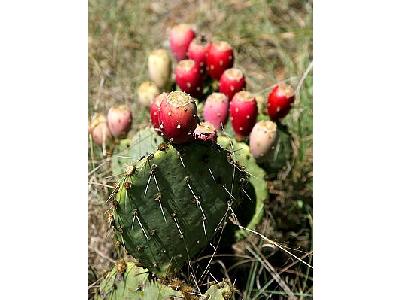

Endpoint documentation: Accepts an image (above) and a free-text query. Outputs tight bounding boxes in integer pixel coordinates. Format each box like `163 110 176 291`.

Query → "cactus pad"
111 141 248 275
217 135 268 238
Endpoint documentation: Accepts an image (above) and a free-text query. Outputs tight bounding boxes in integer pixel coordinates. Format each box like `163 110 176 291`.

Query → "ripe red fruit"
188 36 210 76
194 122 217 143
266 83 295 121
219 68 246 101
107 105 132 138
89 114 111 146
159 91 198 144
229 91 258 140
169 24 196 61
150 93 167 131
206 41 234 80
203 92 229 130
175 60 203 98
249 120 277 162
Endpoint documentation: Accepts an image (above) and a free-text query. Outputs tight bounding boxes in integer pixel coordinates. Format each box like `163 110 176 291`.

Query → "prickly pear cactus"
95 261 183 300
217 135 268 239
111 127 163 176
111 141 248 275
201 281 234 300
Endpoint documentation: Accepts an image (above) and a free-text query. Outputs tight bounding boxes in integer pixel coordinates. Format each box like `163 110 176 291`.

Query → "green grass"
89 0 312 298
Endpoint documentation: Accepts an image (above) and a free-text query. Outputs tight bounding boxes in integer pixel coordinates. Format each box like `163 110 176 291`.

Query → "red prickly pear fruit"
169 24 196 61
159 91 198 144
219 68 246 101
249 120 277 162
188 35 211 76
206 41 234 80
137 81 160 106
150 93 168 131
107 105 132 138
89 114 111 146
194 121 217 142
229 91 258 140
175 59 203 98
203 92 229 130
148 49 172 89
266 83 295 121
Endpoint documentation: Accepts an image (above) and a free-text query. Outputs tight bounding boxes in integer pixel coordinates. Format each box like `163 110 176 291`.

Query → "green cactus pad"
95 261 183 300
112 127 163 176
112 141 248 275
217 135 268 239
202 281 234 300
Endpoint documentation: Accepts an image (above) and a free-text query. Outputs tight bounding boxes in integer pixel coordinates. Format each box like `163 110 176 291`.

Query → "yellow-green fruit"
137 81 160 106
148 49 172 89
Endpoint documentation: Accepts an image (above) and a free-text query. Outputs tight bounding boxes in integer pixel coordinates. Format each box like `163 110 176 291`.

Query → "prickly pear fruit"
137 81 160 106
107 105 132 138
249 120 277 162
89 114 111 146
169 24 196 61
194 121 217 142
267 83 295 120
206 41 234 80
150 93 167 130
159 91 198 144
175 59 203 98
148 49 172 90
188 35 210 76
229 91 258 140
219 68 246 101
203 92 229 130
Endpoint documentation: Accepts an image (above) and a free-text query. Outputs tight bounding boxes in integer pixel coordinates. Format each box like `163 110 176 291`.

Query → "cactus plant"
96 260 235 300
109 139 249 276
194 121 217 142
148 49 172 90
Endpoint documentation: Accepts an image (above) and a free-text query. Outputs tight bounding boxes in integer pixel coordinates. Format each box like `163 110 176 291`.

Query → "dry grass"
89 0 313 298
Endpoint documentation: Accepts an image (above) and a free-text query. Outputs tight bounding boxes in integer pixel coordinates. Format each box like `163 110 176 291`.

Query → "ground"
88 0 313 299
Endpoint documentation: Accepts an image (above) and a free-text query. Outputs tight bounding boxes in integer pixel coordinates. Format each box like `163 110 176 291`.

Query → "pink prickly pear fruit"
107 105 132 138
150 92 167 130
137 81 160 106
206 41 234 80
229 91 258 141
188 35 211 76
148 49 172 89
249 120 278 162
169 24 196 61
219 68 246 101
203 92 229 130
159 91 198 144
175 59 203 98
89 114 111 146
194 121 217 142
266 83 295 121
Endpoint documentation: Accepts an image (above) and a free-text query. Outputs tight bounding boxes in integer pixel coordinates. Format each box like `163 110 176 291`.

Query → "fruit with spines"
107 105 132 138
219 68 246 101
150 93 167 131
89 114 111 146
206 41 234 80
267 83 295 120
148 49 172 90
158 91 198 144
169 24 196 61
203 92 229 130
229 91 258 140
137 81 160 106
188 35 211 76
110 138 248 275
194 121 217 142
175 59 203 98
249 120 277 162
